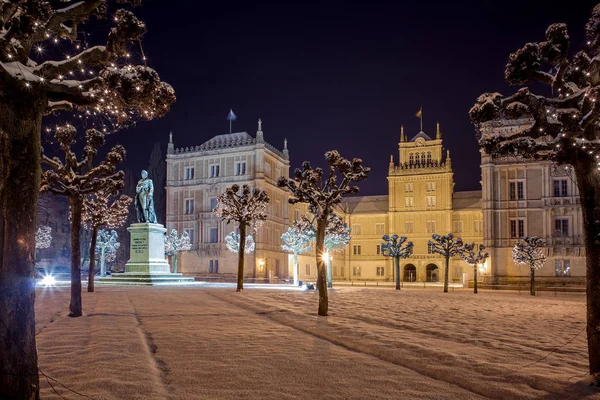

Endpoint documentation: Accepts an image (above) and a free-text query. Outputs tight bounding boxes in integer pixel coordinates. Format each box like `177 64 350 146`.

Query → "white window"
376 223 385 235
185 199 194 214
184 228 194 244
553 179 568 197
376 267 385 276
352 266 361 277
404 183 413 192
426 196 436 207
426 220 436 233
405 197 414 207
453 221 463 233
306 264 311 275
510 219 525 238
426 182 436 192
353 225 361 235
376 245 381 255
235 161 246 176
404 221 414 233
555 259 571 277
509 180 525 200
184 167 195 180
209 164 220 178
353 245 361 255
555 218 569 237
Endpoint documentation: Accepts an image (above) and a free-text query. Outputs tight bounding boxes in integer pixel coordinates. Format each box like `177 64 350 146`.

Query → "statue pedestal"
125 223 170 273
99 222 195 286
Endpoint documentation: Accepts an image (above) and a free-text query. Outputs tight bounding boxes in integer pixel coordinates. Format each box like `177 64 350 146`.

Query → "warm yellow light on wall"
258 259 265 269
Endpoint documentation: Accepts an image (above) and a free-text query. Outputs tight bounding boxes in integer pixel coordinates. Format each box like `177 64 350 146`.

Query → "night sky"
102 0 598 195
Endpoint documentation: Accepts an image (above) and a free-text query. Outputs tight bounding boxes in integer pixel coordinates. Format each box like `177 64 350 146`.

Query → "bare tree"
512 237 547 296
147 142 165 224
42 125 126 316
83 190 132 292
381 234 414 290
278 151 370 316
459 243 489 294
469 3 600 377
428 233 463 293
0 2 174 397
214 184 269 291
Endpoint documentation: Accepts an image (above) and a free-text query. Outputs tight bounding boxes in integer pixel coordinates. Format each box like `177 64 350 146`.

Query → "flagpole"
230 119 232 134
420 108 423 132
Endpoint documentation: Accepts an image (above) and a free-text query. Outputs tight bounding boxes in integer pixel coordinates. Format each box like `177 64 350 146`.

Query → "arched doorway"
426 264 439 282
403 264 416 282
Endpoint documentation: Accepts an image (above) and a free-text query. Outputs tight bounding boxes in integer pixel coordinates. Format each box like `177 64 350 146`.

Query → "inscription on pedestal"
132 237 148 255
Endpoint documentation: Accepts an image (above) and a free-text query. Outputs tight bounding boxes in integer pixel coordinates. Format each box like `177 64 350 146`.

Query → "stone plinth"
125 223 170 273
100 222 195 285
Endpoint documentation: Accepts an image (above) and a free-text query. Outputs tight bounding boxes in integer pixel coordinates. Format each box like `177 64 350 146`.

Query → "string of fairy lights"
2 11 159 141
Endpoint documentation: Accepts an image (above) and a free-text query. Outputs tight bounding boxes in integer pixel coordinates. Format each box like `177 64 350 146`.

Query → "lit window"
553 179 568 197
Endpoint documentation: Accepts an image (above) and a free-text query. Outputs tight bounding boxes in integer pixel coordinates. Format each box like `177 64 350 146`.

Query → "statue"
135 170 157 223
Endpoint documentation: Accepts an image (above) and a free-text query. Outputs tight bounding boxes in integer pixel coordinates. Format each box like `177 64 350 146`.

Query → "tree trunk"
395 256 401 290
315 218 328 316
237 224 246 291
443 255 450 293
573 162 600 378
530 267 535 296
293 253 299 286
69 196 83 317
173 253 178 274
474 266 478 294
0 96 42 399
87 226 99 292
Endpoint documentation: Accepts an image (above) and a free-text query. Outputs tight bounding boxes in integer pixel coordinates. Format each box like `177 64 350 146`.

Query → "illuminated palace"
165 119 585 284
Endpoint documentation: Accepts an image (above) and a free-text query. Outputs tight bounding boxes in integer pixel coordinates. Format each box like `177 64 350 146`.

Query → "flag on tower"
227 109 237 121
415 108 422 118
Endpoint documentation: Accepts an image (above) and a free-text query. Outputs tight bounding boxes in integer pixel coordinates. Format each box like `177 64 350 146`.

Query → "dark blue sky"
105 0 598 195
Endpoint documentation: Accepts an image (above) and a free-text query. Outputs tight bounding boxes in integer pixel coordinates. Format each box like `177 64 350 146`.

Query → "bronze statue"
135 170 157 223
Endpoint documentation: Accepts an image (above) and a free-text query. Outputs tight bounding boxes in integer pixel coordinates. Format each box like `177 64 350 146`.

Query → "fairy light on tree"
459 243 489 294
164 229 192 274
95 229 120 278
83 190 132 291
428 233 464 293
41 124 126 317
0 3 174 397
469 3 600 379
381 234 414 291
281 220 315 286
323 213 351 288
225 232 256 254
278 151 370 316
214 184 269 292
512 236 547 297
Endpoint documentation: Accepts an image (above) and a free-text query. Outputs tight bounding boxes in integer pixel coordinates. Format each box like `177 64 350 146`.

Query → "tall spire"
256 118 264 143
167 131 174 154
283 138 289 160
436 121 442 139
400 125 405 143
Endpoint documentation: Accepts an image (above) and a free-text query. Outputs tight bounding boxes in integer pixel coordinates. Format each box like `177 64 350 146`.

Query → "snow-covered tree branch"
459 243 489 294
35 225 52 250
96 229 120 278
164 229 191 274
381 234 413 290
512 237 546 296
281 221 315 286
428 233 463 293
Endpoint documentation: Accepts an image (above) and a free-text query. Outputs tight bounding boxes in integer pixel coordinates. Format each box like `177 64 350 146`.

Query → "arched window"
427 152 432 163
409 153 414 164
421 152 426 164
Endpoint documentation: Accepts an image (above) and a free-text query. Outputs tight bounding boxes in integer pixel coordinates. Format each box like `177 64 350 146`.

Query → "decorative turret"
167 131 174 155
400 125 405 142
446 149 451 167
436 122 442 140
256 118 264 143
283 138 289 160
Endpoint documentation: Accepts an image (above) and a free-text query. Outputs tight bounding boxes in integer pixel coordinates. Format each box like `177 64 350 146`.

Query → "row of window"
509 218 570 238
508 179 570 200
408 152 432 164
183 162 247 181
184 197 282 217
403 182 436 193
405 196 436 208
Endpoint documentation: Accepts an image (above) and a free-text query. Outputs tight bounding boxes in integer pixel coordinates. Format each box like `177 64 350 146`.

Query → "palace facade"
165 119 585 283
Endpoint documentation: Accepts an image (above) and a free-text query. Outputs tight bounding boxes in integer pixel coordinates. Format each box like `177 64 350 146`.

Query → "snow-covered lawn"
35 286 599 399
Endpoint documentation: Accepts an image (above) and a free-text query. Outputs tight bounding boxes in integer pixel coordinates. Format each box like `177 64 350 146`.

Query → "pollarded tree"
512 237 547 297
281 221 315 286
469 4 600 378
428 233 464 293
214 184 269 291
459 243 489 294
323 213 351 288
83 190 132 292
96 229 120 278
226 232 256 254
0 3 174 397
164 229 192 274
42 125 125 317
381 234 414 291
278 151 370 316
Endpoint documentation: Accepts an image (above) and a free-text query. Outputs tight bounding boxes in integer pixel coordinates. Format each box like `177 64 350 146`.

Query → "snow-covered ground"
34 285 599 399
